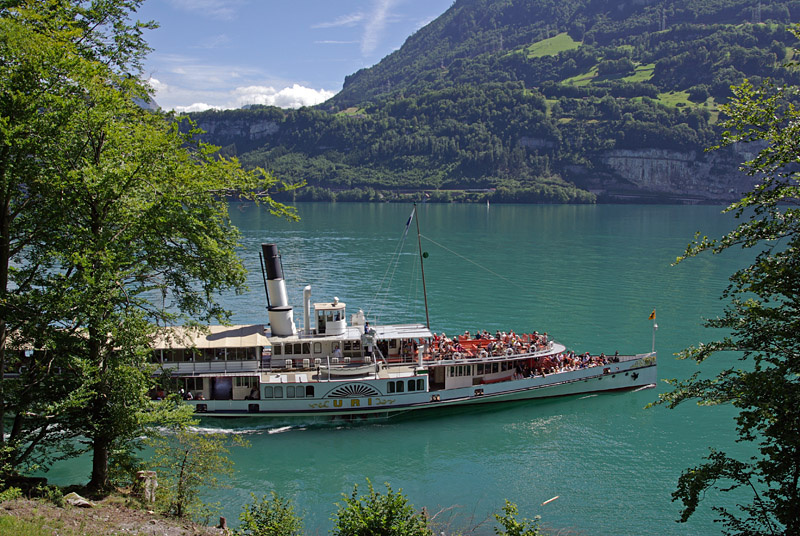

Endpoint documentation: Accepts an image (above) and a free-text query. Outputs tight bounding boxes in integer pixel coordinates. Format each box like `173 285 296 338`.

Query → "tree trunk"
88 434 110 492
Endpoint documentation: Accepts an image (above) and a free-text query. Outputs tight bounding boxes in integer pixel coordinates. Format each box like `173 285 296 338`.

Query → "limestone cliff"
569 145 759 203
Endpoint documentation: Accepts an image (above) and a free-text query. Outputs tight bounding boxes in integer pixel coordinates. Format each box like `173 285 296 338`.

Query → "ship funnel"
261 243 296 336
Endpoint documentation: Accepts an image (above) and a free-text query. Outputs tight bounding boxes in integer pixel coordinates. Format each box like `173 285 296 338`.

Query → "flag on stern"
648 309 656 320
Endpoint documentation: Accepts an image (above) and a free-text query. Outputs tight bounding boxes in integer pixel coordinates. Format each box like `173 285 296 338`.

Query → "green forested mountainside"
190 0 800 203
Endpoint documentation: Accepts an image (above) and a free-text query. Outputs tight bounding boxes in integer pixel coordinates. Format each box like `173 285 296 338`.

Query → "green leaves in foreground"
654 24 800 536
331 480 432 536
237 492 303 536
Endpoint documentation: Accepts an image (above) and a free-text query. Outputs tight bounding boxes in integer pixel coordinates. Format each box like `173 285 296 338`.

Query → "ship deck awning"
266 323 433 344
369 323 433 340
152 325 270 350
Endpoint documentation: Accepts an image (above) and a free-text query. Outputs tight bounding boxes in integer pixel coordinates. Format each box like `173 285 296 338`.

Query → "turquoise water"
46 203 754 535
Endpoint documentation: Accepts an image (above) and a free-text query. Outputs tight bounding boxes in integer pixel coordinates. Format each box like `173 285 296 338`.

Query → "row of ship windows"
387 379 426 393
184 377 257 390
263 385 315 398
450 362 512 377
273 339 401 357
153 347 259 362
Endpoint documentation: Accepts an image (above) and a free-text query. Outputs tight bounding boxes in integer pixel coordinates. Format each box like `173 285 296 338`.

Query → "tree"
0 0 295 491
147 425 249 519
0 0 158 481
494 501 542 536
236 492 304 536
655 25 800 536
331 480 433 536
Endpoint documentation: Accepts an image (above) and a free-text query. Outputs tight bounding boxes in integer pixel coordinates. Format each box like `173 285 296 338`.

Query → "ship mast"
414 203 431 329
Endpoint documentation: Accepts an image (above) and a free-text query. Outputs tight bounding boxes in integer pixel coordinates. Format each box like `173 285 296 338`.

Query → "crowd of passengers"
523 350 621 377
428 330 550 359
427 330 622 375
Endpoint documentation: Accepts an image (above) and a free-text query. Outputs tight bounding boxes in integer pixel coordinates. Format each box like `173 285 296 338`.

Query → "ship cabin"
150 324 270 402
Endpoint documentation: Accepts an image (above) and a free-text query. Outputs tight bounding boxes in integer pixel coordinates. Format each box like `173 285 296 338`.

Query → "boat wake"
267 425 296 434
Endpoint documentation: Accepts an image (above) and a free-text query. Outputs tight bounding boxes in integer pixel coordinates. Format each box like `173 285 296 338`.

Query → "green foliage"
331 480 433 536
654 24 800 536
493 501 542 536
0 487 22 503
147 428 249 520
236 492 303 536
32 485 63 507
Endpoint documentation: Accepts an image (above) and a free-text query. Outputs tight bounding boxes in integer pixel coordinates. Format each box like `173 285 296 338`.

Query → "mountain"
189 0 800 204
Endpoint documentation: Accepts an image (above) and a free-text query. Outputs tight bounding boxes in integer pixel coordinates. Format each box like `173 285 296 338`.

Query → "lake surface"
47 203 754 535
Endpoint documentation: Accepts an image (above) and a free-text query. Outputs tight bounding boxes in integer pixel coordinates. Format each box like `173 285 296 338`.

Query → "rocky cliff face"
569 145 759 203
193 118 280 153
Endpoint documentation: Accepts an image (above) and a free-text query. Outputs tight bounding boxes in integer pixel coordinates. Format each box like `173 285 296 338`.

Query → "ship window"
235 377 257 388
295 386 305 399
416 379 424 390
396 381 404 393
286 386 295 398
408 380 418 391
293 343 302 355
302 343 310 354
388 382 395 393
274 386 283 398
185 378 203 391
273 345 282 356
492 363 499 373
306 386 314 397
313 342 322 354
477 364 484 374
389 340 397 348
263 386 273 398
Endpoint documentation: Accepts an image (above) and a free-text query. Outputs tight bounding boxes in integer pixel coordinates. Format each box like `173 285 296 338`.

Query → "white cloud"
175 102 219 113
167 0 245 20
230 84 336 109
150 78 336 113
362 0 396 55
193 34 231 49
312 12 365 29
314 40 360 45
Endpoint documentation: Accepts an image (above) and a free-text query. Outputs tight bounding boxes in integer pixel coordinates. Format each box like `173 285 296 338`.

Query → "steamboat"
151 238 657 420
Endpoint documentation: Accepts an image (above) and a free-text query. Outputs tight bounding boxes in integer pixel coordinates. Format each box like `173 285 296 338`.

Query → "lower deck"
178 352 657 418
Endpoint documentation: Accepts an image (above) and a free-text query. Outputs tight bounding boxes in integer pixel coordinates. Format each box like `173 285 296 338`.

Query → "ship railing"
425 342 559 366
160 361 261 374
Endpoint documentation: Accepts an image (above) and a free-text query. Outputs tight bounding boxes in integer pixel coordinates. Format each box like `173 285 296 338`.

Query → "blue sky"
136 0 455 112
